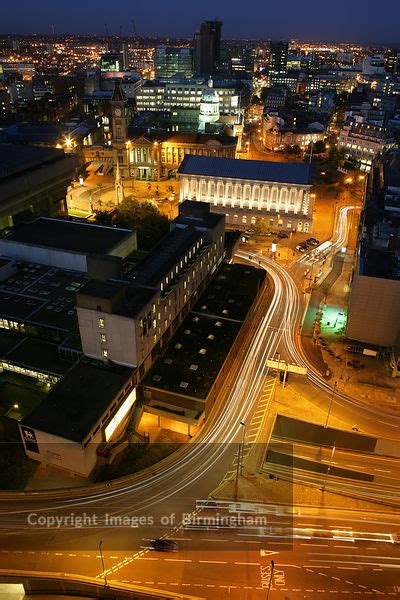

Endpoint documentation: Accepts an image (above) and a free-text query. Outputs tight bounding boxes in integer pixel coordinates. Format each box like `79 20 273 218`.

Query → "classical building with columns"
177 155 314 232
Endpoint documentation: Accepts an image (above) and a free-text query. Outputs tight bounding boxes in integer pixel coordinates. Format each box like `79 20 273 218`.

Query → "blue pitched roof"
177 154 312 185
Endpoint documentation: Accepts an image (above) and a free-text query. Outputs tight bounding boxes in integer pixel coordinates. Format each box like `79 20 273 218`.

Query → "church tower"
111 80 131 179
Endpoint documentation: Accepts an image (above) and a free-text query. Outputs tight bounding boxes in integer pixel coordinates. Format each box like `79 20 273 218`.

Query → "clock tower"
111 80 131 180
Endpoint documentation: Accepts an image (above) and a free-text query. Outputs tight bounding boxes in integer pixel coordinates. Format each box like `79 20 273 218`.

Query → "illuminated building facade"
338 121 396 170
178 155 314 232
154 46 193 79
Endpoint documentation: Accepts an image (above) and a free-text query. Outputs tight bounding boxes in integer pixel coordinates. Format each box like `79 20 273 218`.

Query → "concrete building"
0 217 136 273
347 151 400 371
178 154 314 232
0 205 224 475
20 359 135 477
76 201 225 370
338 120 396 170
138 263 266 433
0 144 77 233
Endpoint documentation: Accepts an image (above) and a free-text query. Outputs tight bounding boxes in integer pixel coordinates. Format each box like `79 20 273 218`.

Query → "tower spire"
115 161 125 205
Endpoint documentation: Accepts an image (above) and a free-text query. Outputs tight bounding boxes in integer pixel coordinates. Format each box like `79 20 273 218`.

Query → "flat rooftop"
0 143 67 181
178 154 313 185
4 217 134 255
143 312 241 400
126 226 203 288
0 372 46 422
2 335 72 377
0 261 88 333
191 262 266 322
141 263 265 400
23 358 133 442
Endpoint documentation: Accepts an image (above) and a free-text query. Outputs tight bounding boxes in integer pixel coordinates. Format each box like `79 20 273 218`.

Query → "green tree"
93 210 113 225
313 140 326 154
104 198 170 250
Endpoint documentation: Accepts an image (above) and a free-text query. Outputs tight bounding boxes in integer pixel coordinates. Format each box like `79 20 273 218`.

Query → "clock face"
114 108 122 117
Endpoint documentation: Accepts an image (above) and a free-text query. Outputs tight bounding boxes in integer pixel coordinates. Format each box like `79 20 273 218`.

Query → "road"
0 205 399 598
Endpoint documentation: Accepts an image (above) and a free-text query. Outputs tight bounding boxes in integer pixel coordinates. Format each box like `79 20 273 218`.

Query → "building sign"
21 426 39 453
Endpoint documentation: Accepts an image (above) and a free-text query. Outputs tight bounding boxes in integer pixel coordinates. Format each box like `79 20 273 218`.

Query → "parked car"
296 244 306 252
277 232 288 239
306 238 319 246
149 539 178 553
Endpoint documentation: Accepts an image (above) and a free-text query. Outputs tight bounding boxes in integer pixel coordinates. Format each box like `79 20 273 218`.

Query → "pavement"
67 174 180 219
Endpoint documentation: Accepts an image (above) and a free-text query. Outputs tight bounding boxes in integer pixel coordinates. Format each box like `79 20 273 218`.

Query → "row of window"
1 361 59 386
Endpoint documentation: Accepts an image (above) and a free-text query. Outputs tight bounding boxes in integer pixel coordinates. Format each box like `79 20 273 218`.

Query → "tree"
254 219 270 236
93 210 113 225
313 140 326 154
94 198 170 251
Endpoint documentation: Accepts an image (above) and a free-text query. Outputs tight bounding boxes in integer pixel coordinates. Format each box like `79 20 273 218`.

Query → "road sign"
266 359 307 375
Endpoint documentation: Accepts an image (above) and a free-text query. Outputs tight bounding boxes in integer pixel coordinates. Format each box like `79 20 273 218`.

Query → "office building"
154 46 193 80
0 204 225 475
384 49 400 75
347 150 400 373
338 120 396 170
100 52 121 73
218 43 255 77
76 201 225 370
138 262 266 433
178 154 314 232
269 41 288 74
0 144 78 233
135 79 244 117
193 20 222 76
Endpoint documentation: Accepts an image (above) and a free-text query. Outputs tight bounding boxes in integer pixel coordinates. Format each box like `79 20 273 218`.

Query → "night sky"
2 0 399 43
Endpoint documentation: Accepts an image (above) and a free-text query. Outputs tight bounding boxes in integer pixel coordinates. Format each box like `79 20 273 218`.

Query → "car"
277 232 288 239
296 244 306 252
149 538 178 553
306 238 319 246
244 228 256 235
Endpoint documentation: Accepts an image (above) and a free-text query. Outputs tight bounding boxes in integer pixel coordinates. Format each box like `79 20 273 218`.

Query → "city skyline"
1 0 400 43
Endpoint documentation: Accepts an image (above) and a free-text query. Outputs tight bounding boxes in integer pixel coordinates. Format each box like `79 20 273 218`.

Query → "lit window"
101 334 107 343
98 318 105 328
102 349 108 358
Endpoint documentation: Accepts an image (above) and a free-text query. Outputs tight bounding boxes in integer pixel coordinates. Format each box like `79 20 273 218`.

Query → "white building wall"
77 308 138 367
179 174 313 231
347 267 400 347
20 426 101 477
0 240 87 272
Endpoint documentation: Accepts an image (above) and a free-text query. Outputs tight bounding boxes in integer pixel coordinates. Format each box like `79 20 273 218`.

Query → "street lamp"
234 421 246 499
325 380 337 428
266 559 275 599
322 441 336 492
98 540 107 587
